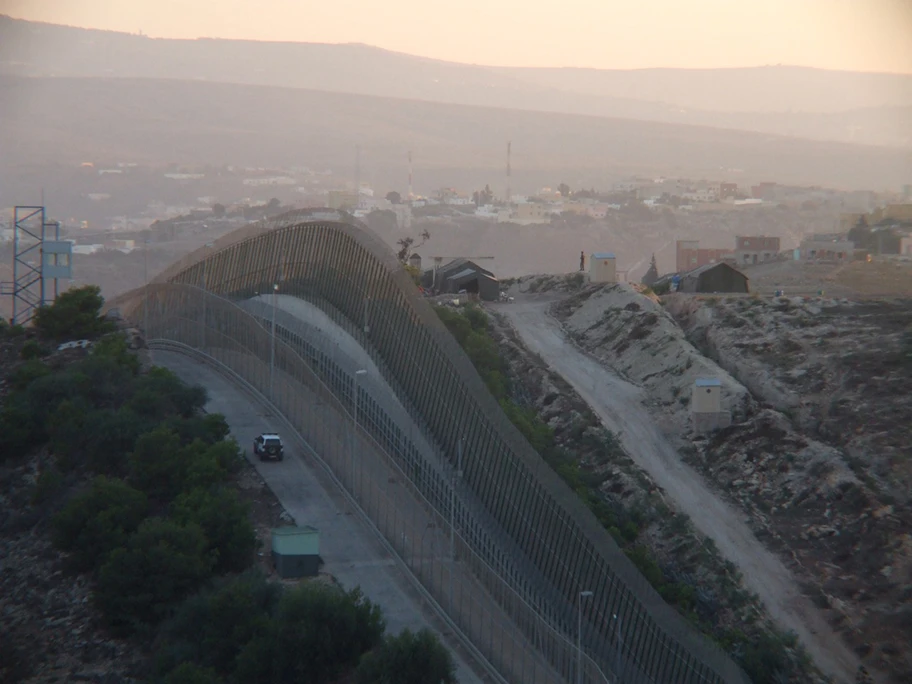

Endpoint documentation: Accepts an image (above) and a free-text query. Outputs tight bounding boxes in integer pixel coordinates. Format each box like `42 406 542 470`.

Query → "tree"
211 203 226 218
32 285 115 341
155 570 282 678
51 476 149 572
91 333 141 376
472 184 494 207
385 191 401 204
395 228 430 263
642 253 659 287
129 427 185 499
558 182 571 198
95 517 216 634
356 628 456 684
848 215 872 249
266 584 384 684
162 663 223 684
128 367 207 421
171 486 256 574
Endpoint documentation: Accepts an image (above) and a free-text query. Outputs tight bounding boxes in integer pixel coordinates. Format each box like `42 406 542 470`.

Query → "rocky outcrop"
550 285 912 682
486 308 827 684
552 283 754 438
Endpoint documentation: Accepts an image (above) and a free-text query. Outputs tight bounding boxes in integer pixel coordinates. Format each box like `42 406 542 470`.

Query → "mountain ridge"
2 14 911 147
1 74 909 197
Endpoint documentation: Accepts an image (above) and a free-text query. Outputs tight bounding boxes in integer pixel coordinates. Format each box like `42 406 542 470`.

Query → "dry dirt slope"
548 282 912 683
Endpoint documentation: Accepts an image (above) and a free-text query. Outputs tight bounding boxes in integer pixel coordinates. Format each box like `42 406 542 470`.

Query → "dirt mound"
552 283 753 436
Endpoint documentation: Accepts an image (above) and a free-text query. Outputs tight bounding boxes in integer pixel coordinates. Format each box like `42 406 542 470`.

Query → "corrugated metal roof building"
423 259 500 301
677 262 748 294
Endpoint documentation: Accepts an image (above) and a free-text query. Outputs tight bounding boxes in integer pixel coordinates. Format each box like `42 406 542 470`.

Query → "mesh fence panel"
107 214 750 684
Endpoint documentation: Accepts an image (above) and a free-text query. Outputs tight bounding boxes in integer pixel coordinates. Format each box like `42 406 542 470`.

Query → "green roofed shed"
271 525 320 578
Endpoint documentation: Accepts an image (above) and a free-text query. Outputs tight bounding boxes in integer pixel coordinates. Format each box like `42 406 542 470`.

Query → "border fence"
106 212 750 684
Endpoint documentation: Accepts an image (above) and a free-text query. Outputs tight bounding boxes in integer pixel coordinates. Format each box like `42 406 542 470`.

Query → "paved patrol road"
152 350 485 684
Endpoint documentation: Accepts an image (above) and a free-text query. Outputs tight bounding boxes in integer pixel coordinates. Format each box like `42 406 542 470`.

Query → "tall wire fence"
106 213 750 684
123 285 613 684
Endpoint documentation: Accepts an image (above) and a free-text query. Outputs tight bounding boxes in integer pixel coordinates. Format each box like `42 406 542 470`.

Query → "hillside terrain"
543 281 912 682
2 74 911 199
2 15 911 147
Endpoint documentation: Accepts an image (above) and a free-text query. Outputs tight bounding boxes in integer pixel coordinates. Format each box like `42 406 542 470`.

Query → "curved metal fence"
108 212 749 684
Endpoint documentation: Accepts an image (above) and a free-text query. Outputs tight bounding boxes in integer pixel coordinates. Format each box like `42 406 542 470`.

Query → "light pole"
352 369 367 498
613 611 624 684
270 283 278 399
201 242 213 352
143 236 149 338
578 590 593 684
450 437 463 561
450 437 463 610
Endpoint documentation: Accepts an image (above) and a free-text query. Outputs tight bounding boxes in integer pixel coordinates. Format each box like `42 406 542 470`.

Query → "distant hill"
1 15 911 148
1 75 909 194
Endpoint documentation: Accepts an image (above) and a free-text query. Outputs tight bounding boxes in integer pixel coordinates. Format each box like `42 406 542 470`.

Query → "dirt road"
492 295 860 684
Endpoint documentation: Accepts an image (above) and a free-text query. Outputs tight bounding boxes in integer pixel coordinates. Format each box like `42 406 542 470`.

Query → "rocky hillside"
548 283 912 683
481 307 826 683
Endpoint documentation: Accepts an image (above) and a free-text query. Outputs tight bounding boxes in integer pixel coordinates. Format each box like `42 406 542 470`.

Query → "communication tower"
1 206 73 326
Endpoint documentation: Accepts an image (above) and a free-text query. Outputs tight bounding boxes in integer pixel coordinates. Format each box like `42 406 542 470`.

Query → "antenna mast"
408 150 413 200
506 141 512 203
355 145 361 206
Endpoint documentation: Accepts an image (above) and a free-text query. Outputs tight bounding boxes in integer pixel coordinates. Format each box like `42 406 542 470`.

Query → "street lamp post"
578 590 593 684
450 437 463 610
201 242 214 352
352 369 367 498
143 237 149 338
614 611 624 684
270 284 278 399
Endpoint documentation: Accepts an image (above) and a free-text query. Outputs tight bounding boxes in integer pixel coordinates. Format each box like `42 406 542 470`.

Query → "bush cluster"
12 332 256 637
153 571 455 684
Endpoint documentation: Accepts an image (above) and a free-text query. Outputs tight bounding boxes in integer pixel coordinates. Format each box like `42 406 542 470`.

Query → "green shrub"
51 476 149 572
95 517 216 634
128 427 187 499
5 323 26 338
8 359 51 391
91 333 140 375
155 571 282 678
171 487 255 574
165 414 231 447
84 408 150 475
236 584 385 684
129 367 208 421
356 628 456 684
0 395 43 459
161 663 223 684
32 285 115 341
20 339 50 360
32 468 65 505
46 399 92 468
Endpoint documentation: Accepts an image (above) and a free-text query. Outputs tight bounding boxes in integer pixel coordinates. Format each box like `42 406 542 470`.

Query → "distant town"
4 161 910 270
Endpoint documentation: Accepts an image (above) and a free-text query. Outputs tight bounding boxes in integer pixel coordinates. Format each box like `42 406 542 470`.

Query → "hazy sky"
5 0 912 73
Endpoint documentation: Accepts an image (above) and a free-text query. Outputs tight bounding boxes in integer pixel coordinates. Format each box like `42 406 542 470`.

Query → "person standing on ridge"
579 251 585 272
